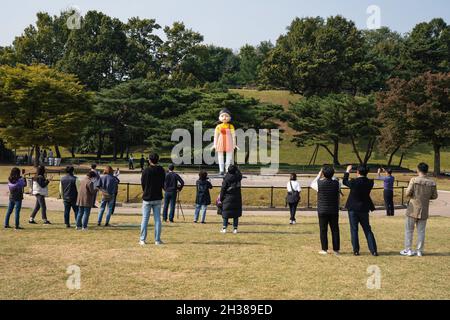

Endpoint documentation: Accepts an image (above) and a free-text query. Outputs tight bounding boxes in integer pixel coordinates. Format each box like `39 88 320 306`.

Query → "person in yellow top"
212 109 238 176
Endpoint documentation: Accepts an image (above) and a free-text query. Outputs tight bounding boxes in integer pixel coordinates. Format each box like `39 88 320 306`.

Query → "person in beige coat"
76 171 97 230
401 163 438 257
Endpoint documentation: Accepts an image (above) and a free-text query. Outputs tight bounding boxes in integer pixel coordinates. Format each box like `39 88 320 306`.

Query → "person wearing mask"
140 153 166 246
194 171 213 224
219 165 243 234
162 164 185 223
97 166 120 227
29 166 52 225
375 168 395 216
343 165 378 256
4 167 27 229
286 173 301 225
76 171 97 230
59 166 80 228
311 166 341 255
401 163 438 257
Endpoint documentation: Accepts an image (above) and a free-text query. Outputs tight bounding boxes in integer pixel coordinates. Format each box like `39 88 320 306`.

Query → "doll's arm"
212 127 219 150
231 127 240 150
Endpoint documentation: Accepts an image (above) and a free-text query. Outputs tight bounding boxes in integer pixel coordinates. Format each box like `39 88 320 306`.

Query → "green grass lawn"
0 209 449 299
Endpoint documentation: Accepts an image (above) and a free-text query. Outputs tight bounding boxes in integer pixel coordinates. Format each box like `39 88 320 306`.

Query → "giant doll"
212 108 238 176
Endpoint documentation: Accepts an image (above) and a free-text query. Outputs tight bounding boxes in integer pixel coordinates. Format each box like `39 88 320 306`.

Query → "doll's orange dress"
215 123 235 153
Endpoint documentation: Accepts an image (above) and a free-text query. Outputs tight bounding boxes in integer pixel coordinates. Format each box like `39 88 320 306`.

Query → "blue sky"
1 0 449 49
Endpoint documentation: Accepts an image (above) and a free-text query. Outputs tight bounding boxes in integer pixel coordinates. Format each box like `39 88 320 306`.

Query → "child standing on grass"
4 168 27 229
194 171 213 224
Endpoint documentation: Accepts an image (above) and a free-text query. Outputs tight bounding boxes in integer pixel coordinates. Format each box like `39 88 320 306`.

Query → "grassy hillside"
232 89 450 172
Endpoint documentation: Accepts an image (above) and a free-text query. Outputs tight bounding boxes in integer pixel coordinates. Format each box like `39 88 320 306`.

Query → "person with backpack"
194 171 213 224
4 167 27 229
286 173 301 225
59 166 80 228
219 165 243 234
29 165 52 225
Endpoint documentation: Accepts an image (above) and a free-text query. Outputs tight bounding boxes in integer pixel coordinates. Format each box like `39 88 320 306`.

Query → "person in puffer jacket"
4 167 27 229
219 165 242 234
29 165 53 225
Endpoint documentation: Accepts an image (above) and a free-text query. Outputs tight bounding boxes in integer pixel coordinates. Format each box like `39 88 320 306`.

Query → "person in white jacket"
287 173 301 224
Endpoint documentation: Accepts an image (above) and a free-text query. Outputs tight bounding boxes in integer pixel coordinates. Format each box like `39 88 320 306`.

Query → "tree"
235 42 273 86
259 16 375 96
0 64 92 166
377 72 450 175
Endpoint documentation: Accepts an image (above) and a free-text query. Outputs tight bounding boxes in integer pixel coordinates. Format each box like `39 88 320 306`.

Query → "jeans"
63 201 78 226
348 210 377 254
76 207 91 229
162 191 177 222
140 200 162 242
318 214 340 251
97 196 115 225
405 216 427 252
194 204 208 223
288 202 299 221
4 200 22 227
30 195 48 221
384 190 395 216
223 217 239 229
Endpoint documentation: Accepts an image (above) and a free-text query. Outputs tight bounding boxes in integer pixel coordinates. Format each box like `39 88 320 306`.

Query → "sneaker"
193 221 198 223
28 220 37 224
155 241 164 246
400 249 415 257
372 252 379 257
201 222 206 224
318 250 328 255
353 251 360 256
139 240 147 246
15 226 24 230
220 228 227 234
333 251 340 256
43 220 52 225
82 227 88 231
169 220 174 224
66 225 71 228
4 225 11 229
75 227 81 230
97 223 101 226
292 221 297 225
104 223 110 227
289 220 293 225
417 251 423 257
233 229 238 234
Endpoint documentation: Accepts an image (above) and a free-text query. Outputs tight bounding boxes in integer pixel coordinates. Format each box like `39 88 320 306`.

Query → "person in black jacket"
139 153 166 246
311 166 341 255
59 166 79 228
194 171 213 223
162 164 185 223
343 165 378 256
219 165 242 234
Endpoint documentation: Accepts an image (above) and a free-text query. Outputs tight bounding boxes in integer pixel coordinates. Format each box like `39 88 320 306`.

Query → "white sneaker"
333 251 340 256
417 251 423 257
318 250 328 255
82 227 88 231
220 228 227 234
155 241 164 245
292 221 296 225
400 249 415 256
139 240 146 246
233 229 238 234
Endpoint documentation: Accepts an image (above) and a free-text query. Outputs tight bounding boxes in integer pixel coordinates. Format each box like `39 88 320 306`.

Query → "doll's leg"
218 152 225 174
225 151 233 172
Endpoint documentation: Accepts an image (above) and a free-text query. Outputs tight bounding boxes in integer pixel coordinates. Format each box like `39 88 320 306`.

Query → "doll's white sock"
218 152 225 173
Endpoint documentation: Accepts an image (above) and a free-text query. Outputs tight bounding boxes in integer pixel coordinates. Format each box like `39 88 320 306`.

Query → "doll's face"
219 113 231 123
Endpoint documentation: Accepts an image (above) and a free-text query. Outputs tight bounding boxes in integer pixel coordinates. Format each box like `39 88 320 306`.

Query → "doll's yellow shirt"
215 123 235 133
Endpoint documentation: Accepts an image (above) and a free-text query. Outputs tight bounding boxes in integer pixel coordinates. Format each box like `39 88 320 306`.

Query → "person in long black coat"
219 165 242 234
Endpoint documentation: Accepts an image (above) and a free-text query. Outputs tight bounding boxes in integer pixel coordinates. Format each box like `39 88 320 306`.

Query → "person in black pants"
343 165 378 256
59 166 79 228
286 173 301 225
376 168 395 216
162 164 184 223
311 166 341 255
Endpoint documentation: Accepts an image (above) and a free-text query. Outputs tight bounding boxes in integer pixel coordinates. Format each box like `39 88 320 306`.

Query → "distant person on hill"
311 166 341 255
76 171 97 230
29 165 53 225
140 153 166 246
59 166 79 228
129 154 135 170
286 173 301 225
219 165 242 234
343 165 378 257
4 167 27 229
140 155 146 172
376 168 395 216
400 163 438 257
163 164 185 223
97 166 120 227
194 170 213 224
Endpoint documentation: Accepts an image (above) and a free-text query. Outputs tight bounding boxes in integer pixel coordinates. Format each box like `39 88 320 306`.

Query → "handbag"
286 181 300 204
216 194 223 215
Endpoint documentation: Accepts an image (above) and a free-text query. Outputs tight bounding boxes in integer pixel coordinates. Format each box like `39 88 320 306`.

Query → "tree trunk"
332 138 340 166
387 145 400 167
433 143 441 176
97 133 104 160
398 152 405 167
29 146 34 165
112 134 118 161
71 145 76 158
54 145 61 158
350 136 363 164
363 138 376 165
34 145 40 167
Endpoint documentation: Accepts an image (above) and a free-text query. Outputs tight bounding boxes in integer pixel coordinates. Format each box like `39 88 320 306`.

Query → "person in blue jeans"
343 165 378 256
162 164 184 223
76 171 97 230
4 167 27 229
194 170 213 223
140 153 166 245
97 166 120 227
